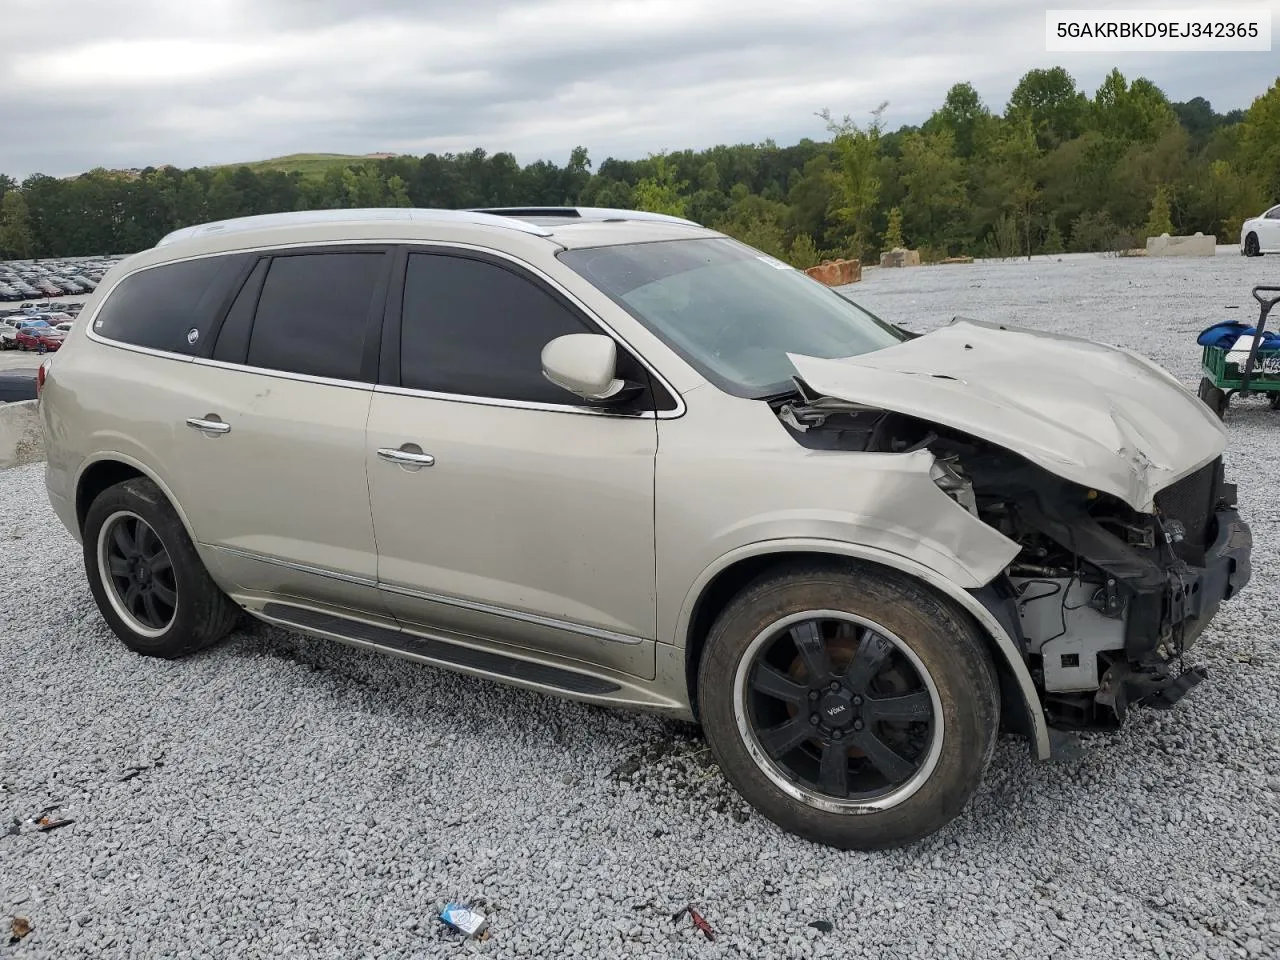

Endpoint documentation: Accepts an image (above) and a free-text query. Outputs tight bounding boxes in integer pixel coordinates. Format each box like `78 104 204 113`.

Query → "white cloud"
2 0 1277 177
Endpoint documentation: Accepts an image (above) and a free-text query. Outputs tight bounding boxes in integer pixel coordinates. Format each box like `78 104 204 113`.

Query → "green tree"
1144 184 1174 237
821 103 886 259
883 206 905 250
898 129 968 252
1236 78 1280 200
788 233 820 269
1007 67 1088 149
631 154 689 217
1043 221 1065 254
930 82 991 158
0 190 34 258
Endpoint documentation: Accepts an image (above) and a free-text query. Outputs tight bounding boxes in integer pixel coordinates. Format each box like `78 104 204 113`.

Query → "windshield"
559 237 903 398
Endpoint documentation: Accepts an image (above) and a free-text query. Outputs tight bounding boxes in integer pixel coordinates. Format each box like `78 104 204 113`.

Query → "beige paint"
46 211 1197 765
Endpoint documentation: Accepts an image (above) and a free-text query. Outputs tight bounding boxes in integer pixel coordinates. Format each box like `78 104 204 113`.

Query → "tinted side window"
213 258 268 364
93 255 247 355
400 254 591 403
246 253 385 381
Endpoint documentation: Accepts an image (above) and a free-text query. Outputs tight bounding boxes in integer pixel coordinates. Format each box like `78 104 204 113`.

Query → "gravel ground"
3 248 1279 960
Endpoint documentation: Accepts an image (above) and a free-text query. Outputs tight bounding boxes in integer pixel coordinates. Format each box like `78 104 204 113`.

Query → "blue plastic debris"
440 903 488 938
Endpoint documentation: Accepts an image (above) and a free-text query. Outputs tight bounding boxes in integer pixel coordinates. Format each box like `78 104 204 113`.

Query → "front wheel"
1244 233 1261 257
697 562 999 850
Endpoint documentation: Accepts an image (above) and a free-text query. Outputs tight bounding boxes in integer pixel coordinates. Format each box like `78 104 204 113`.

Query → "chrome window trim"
371 383 653 418
212 544 645 646
83 240 688 420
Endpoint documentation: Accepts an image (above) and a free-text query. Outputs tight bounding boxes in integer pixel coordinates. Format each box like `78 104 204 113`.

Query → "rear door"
365 249 660 678
170 246 394 616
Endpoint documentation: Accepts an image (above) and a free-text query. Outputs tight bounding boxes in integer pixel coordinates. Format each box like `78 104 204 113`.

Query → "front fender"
676 537 1051 761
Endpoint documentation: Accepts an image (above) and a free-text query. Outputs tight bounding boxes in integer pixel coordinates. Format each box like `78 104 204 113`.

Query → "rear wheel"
697 562 999 850
83 477 239 658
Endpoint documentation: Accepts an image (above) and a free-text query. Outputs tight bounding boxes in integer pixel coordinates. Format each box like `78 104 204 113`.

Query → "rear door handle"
186 417 230 436
377 447 435 467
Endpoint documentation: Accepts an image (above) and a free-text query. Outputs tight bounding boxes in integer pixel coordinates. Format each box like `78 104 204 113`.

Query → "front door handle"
377 446 435 468
186 416 230 436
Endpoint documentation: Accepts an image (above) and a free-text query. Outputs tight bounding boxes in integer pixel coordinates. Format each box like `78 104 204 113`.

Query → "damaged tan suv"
40 207 1251 849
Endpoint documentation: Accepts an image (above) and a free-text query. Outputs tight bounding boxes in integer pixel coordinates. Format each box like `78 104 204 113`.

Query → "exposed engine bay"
775 385 1253 732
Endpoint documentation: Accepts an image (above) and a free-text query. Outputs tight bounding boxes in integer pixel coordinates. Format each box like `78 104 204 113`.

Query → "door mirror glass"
541 333 626 401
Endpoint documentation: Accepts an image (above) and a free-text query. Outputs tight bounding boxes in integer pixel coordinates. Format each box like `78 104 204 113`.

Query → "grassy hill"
214 153 399 178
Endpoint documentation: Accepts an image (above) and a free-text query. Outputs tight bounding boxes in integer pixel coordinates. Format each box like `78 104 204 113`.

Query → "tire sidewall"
697 565 999 849
83 479 215 656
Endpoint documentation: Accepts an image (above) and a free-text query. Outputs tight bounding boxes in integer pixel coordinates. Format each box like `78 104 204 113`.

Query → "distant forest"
1 69 1277 266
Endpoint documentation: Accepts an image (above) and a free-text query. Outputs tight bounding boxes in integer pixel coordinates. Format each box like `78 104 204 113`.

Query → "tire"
1198 377 1228 420
1269 393 1280 411
1244 233 1261 257
697 561 999 850
83 477 239 658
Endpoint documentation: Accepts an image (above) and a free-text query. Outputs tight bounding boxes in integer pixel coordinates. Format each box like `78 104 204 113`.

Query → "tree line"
1 68 1277 266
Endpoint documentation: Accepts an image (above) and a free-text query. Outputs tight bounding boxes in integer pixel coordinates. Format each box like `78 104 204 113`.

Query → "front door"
366 250 658 678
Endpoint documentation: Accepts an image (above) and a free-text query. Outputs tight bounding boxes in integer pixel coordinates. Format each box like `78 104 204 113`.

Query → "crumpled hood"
789 318 1226 512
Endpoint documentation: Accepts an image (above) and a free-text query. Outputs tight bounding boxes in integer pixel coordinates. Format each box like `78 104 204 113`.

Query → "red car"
15 323 65 353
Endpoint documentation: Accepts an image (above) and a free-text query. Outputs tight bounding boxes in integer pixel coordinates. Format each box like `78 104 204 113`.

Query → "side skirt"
247 600 688 715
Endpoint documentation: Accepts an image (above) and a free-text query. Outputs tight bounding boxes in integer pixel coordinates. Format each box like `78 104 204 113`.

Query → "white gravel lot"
3 249 1279 960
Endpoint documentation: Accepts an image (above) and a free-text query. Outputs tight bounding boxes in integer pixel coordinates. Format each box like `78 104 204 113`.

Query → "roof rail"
155 207 554 247
467 206 701 227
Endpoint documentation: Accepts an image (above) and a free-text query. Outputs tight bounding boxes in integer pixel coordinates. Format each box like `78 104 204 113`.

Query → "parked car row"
0 309 76 351
0 254 125 301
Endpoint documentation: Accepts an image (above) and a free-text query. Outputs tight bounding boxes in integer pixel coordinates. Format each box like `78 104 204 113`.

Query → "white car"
1241 204 1280 256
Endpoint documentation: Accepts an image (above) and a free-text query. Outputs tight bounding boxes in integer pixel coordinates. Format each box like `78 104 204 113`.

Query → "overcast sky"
3 0 1277 179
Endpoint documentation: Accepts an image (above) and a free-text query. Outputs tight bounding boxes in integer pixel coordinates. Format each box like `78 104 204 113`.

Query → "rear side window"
399 253 591 404
93 255 247 355
246 252 385 381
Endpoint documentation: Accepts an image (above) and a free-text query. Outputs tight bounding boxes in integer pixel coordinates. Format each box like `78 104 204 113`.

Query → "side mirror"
542 333 634 403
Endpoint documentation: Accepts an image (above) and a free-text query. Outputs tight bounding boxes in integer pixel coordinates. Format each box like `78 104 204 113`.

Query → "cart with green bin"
1197 285 1280 419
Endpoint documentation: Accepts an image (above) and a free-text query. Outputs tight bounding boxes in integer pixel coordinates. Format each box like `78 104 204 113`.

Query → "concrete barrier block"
0 400 44 469
1145 232 1216 257
804 259 862 285
879 248 921 268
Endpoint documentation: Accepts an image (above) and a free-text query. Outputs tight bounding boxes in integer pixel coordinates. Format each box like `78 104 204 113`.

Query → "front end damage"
776 391 1252 732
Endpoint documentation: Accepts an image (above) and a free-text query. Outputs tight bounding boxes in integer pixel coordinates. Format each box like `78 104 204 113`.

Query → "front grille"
1153 457 1222 565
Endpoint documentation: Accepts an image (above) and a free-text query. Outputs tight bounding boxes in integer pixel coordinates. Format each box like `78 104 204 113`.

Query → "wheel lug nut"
828 681 840 693
852 696 862 706
809 714 820 726
808 690 819 701
832 728 843 739
853 720 864 731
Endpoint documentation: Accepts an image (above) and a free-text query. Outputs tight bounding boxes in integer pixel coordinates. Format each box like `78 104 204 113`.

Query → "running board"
260 602 621 696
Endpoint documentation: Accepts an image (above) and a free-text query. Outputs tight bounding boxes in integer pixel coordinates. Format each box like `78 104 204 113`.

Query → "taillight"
36 359 49 398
